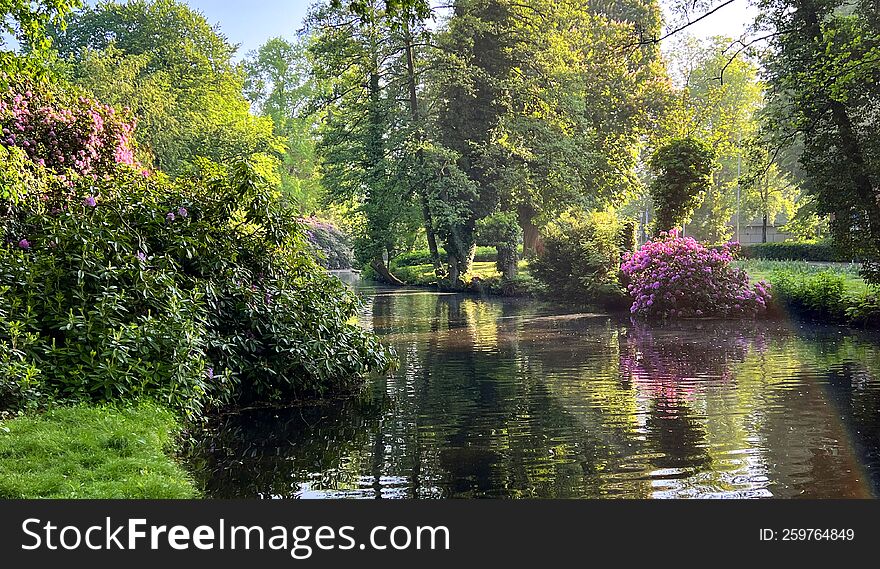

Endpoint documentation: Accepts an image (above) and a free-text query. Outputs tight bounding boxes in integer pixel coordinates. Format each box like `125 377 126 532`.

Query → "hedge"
739 241 847 262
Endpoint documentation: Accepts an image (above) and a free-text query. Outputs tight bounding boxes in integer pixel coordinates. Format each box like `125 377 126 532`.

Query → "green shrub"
771 270 848 319
1 144 394 416
845 294 880 327
740 241 845 262
530 210 625 303
300 216 355 269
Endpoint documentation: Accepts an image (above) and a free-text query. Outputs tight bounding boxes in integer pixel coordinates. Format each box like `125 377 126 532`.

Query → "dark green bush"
530 211 625 303
740 241 845 262
1 151 394 416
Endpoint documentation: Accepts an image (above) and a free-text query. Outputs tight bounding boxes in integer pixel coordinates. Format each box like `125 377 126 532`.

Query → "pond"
187 274 880 499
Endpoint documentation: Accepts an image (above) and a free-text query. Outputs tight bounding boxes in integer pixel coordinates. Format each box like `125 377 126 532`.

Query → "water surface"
188 276 880 499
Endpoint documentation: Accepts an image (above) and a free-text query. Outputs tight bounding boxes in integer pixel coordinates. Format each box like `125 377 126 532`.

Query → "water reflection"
188 281 880 499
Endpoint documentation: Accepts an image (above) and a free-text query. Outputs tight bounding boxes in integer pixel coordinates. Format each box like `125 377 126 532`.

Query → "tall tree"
759 0 880 279
243 37 322 213
308 0 423 284
433 0 668 281
665 36 765 244
49 0 279 175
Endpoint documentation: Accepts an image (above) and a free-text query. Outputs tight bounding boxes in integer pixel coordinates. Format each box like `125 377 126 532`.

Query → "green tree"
50 0 279 175
242 37 323 214
665 36 765 244
650 137 717 234
759 0 880 280
433 0 667 282
1 0 81 77
307 0 423 284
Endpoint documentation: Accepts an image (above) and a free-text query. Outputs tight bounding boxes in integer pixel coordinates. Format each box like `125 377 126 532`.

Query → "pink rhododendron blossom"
621 232 771 319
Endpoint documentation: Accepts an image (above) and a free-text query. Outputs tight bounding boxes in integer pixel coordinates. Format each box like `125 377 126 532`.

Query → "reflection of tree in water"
185 396 388 498
619 322 773 474
189 284 880 499
375 293 634 498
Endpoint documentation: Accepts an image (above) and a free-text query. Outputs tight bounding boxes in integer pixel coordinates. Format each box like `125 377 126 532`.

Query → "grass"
0 403 199 499
392 260 515 286
737 259 870 295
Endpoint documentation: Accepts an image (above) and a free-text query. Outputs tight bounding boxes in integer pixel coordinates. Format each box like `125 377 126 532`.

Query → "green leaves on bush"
1 152 395 416
529 210 627 305
770 269 880 326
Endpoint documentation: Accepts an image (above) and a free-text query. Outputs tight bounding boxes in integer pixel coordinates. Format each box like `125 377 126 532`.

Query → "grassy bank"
738 260 878 326
0 404 198 499
383 254 879 327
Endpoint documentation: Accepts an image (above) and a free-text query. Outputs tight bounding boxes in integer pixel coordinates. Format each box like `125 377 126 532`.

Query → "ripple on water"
187 286 880 499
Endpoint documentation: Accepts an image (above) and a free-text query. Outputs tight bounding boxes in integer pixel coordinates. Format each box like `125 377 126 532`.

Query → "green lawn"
0 404 198 499
393 260 527 286
737 259 870 295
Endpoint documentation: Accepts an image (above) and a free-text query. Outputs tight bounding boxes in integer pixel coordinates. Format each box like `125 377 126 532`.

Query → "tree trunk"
371 257 404 286
422 199 442 272
517 204 541 257
404 20 443 275
762 212 768 243
447 256 462 287
446 241 475 289
500 247 518 280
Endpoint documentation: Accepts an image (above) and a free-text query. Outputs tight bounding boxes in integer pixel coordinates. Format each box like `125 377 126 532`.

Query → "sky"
180 0 758 59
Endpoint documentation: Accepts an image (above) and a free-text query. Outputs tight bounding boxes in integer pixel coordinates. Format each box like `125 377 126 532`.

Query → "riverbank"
0 404 198 499
374 257 879 326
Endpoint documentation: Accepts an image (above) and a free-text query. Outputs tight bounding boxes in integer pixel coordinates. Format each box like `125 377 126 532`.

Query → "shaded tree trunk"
518 204 541 257
762 212 768 243
371 257 405 286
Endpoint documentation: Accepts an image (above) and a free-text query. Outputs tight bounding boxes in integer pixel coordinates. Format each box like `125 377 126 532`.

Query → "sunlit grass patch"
0 404 198 499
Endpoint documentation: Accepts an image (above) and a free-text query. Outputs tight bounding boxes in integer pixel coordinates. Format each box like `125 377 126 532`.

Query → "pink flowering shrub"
0 81 139 186
621 231 771 318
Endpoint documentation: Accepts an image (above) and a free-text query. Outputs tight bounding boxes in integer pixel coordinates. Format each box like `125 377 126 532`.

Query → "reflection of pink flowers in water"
619 322 769 403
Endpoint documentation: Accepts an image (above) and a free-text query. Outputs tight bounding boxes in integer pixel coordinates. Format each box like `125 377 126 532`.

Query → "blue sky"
171 0 312 57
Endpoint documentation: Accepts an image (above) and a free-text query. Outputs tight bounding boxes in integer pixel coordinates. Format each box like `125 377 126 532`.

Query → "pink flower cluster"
0 84 139 180
621 231 771 319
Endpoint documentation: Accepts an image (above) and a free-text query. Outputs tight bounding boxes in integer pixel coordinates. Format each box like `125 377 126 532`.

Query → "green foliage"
0 403 198 498
764 265 880 327
2 128 394 416
664 36 764 244
530 210 626 303
52 0 281 176
1 0 81 78
434 0 666 280
649 137 717 234
308 1 424 275
771 270 848 320
740 241 845 262
476 211 521 277
243 37 323 214
759 0 880 284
